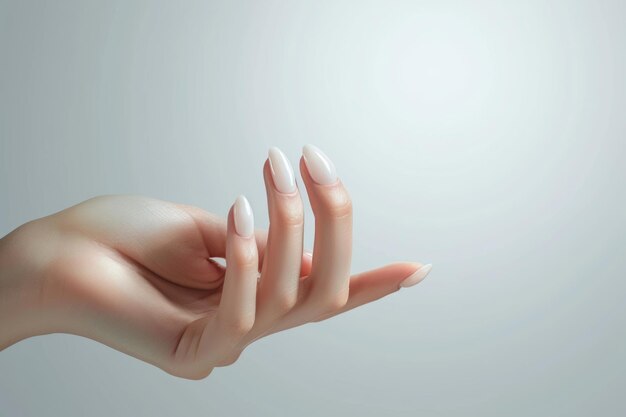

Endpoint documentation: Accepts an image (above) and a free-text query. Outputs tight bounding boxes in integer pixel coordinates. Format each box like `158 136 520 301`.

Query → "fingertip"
398 263 433 288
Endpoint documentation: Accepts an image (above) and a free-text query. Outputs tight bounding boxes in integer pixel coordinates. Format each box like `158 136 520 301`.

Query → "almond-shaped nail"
233 195 254 237
268 146 296 193
399 264 432 288
302 144 337 185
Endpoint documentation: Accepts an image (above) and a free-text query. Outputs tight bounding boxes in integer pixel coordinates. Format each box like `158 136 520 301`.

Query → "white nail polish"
233 195 254 237
302 144 337 185
268 146 296 193
399 264 432 288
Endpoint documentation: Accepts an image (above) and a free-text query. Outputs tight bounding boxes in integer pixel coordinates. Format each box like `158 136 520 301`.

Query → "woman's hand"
0 145 432 379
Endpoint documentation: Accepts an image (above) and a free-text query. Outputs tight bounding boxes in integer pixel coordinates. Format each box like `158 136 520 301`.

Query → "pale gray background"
1 0 625 416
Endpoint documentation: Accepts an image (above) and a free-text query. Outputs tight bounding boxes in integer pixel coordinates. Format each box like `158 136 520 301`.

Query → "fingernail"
399 264 432 288
268 146 296 193
304 250 313 259
233 195 254 237
302 144 337 185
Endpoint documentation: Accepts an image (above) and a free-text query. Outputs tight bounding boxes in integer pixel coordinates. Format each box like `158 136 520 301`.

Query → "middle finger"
255 147 305 326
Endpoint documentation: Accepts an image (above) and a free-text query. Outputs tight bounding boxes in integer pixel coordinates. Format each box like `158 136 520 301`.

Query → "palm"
52 195 249 372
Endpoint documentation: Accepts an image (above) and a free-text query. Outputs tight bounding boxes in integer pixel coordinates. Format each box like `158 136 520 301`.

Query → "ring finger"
249 147 305 337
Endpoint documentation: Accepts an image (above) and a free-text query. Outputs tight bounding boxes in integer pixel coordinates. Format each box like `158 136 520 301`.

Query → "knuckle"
274 199 304 227
322 189 353 218
231 244 258 268
329 199 353 219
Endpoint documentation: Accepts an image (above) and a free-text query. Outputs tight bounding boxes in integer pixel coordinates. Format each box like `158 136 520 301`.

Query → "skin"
0 155 427 380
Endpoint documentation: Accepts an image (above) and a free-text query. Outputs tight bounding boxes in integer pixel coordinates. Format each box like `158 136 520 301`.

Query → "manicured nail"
233 195 254 237
268 146 296 193
302 144 337 185
399 264 432 288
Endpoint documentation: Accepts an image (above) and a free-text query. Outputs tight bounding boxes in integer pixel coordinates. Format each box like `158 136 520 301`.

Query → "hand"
0 145 432 379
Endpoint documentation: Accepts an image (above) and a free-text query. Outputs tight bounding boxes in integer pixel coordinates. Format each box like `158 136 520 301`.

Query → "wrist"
0 219 61 349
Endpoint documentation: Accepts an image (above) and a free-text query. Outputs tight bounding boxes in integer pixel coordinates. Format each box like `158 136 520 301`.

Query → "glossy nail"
302 144 337 185
233 195 254 237
399 264 432 288
268 146 296 193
